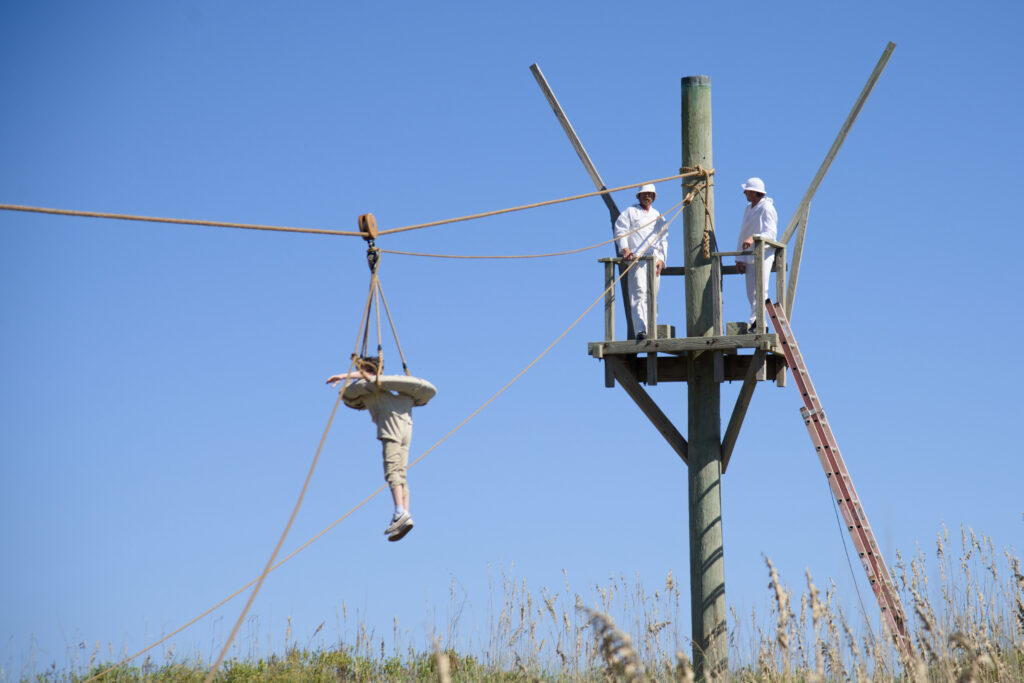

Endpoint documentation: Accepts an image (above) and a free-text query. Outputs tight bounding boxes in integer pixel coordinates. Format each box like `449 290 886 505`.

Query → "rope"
0 204 365 237
376 279 411 376
358 273 376 361
373 274 383 388
80 205 682 682
378 199 686 260
199 275 385 683
679 165 716 259
374 172 699 236
827 481 880 653
0 172 698 242
201 390 343 683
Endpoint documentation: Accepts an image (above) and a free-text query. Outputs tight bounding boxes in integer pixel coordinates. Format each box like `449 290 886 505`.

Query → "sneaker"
747 323 757 334
636 331 647 342
384 511 411 536
387 516 414 542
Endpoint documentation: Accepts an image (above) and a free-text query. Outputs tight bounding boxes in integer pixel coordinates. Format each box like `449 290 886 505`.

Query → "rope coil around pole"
679 165 716 259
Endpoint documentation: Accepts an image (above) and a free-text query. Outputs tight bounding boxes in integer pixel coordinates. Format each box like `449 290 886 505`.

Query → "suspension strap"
377 279 411 376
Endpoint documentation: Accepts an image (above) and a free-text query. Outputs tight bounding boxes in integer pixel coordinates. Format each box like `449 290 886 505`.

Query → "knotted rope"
680 165 716 259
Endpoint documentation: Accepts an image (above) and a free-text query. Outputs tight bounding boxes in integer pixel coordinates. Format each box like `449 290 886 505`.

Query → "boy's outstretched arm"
326 369 376 387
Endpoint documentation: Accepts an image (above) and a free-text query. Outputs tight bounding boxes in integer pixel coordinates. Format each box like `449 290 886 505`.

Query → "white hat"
636 184 657 198
741 177 766 194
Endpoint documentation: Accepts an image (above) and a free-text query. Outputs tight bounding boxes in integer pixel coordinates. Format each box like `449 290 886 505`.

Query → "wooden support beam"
530 63 634 340
603 260 615 342
530 64 619 224
784 203 808 319
607 357 688 463
772 246 788 388
721 350 765 473
780 42 896 244
629 353 784 384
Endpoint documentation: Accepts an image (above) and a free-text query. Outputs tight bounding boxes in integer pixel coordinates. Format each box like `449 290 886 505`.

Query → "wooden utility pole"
681 75 726 678
535 46 895 681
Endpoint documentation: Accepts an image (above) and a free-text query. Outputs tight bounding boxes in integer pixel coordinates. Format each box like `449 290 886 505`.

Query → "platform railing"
598 255 658 342
600 238 786 343
711 236 786 336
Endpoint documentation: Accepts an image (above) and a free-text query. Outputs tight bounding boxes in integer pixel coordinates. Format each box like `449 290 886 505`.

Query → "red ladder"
766 299 909 654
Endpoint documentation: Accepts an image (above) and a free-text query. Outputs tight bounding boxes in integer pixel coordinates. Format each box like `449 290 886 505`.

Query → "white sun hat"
741 177 766 193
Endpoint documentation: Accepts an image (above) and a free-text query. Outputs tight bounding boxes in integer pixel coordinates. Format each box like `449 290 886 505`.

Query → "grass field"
19 525 1023 682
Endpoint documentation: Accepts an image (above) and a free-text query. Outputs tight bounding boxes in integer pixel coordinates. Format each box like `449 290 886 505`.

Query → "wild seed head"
580 606 646 683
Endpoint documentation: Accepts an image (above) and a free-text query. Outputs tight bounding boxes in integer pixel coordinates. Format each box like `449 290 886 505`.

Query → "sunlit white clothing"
614 204 667 337
736 197 778 324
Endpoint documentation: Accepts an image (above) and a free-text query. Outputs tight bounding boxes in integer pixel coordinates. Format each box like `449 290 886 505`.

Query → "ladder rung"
766 298 908 651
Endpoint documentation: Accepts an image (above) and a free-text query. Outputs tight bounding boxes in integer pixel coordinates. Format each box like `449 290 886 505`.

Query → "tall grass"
19 525 1023 681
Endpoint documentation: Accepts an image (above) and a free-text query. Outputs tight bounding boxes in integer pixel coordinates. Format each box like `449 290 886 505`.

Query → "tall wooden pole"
681 75 726 679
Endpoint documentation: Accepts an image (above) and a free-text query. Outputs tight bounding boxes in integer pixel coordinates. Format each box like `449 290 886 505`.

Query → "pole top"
681 75 711 86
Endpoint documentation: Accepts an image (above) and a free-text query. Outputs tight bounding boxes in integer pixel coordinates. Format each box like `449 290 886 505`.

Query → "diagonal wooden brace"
606 356 688 464
721 349 765 473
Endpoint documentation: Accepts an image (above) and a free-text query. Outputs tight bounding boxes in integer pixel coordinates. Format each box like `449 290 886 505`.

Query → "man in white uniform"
327 356 436 542
735 177 778 333
613 184 667 341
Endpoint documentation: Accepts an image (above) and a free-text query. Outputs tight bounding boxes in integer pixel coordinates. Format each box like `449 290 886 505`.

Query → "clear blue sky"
2 0 1021 677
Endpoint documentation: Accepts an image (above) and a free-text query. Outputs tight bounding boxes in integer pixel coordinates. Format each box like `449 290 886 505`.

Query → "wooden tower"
533 42 896 680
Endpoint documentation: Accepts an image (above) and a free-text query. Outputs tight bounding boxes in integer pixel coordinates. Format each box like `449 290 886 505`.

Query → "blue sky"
2 0 1022 677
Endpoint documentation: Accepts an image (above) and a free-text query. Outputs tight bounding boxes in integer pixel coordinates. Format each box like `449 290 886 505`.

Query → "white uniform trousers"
628 260 658 337
744 254 775 325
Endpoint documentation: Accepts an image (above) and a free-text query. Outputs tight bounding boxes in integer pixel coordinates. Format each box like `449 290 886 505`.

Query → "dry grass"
21 525 1024 682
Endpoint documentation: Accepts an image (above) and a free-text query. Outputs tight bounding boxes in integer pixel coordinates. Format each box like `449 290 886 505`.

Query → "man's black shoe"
636 332 647 342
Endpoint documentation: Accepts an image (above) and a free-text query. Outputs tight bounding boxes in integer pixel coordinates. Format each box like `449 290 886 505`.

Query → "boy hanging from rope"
326 355 437 542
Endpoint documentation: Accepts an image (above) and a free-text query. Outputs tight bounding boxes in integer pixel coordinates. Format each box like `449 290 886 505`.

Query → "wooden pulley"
357 213 378 241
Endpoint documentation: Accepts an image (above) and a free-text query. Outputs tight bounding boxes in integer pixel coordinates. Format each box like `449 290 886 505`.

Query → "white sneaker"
385 518 413 544
387 516 414 542
384 511 411 536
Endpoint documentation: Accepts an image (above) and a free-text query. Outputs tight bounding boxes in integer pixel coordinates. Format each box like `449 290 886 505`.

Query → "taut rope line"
78 205 682 681
374 172 700 236
0 171 700 241
376 278 411 376
0 204 364 237
378 198 687 260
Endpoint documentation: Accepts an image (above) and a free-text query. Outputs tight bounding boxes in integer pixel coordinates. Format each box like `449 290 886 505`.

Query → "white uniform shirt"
614 204 668 264
736 197 777 265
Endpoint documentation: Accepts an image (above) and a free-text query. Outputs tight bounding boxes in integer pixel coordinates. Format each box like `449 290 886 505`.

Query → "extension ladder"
765 299 910 654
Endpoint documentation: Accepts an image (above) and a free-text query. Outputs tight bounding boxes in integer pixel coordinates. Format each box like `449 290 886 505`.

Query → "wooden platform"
588 333 783 383
588 332 780 359
588 333 787 471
